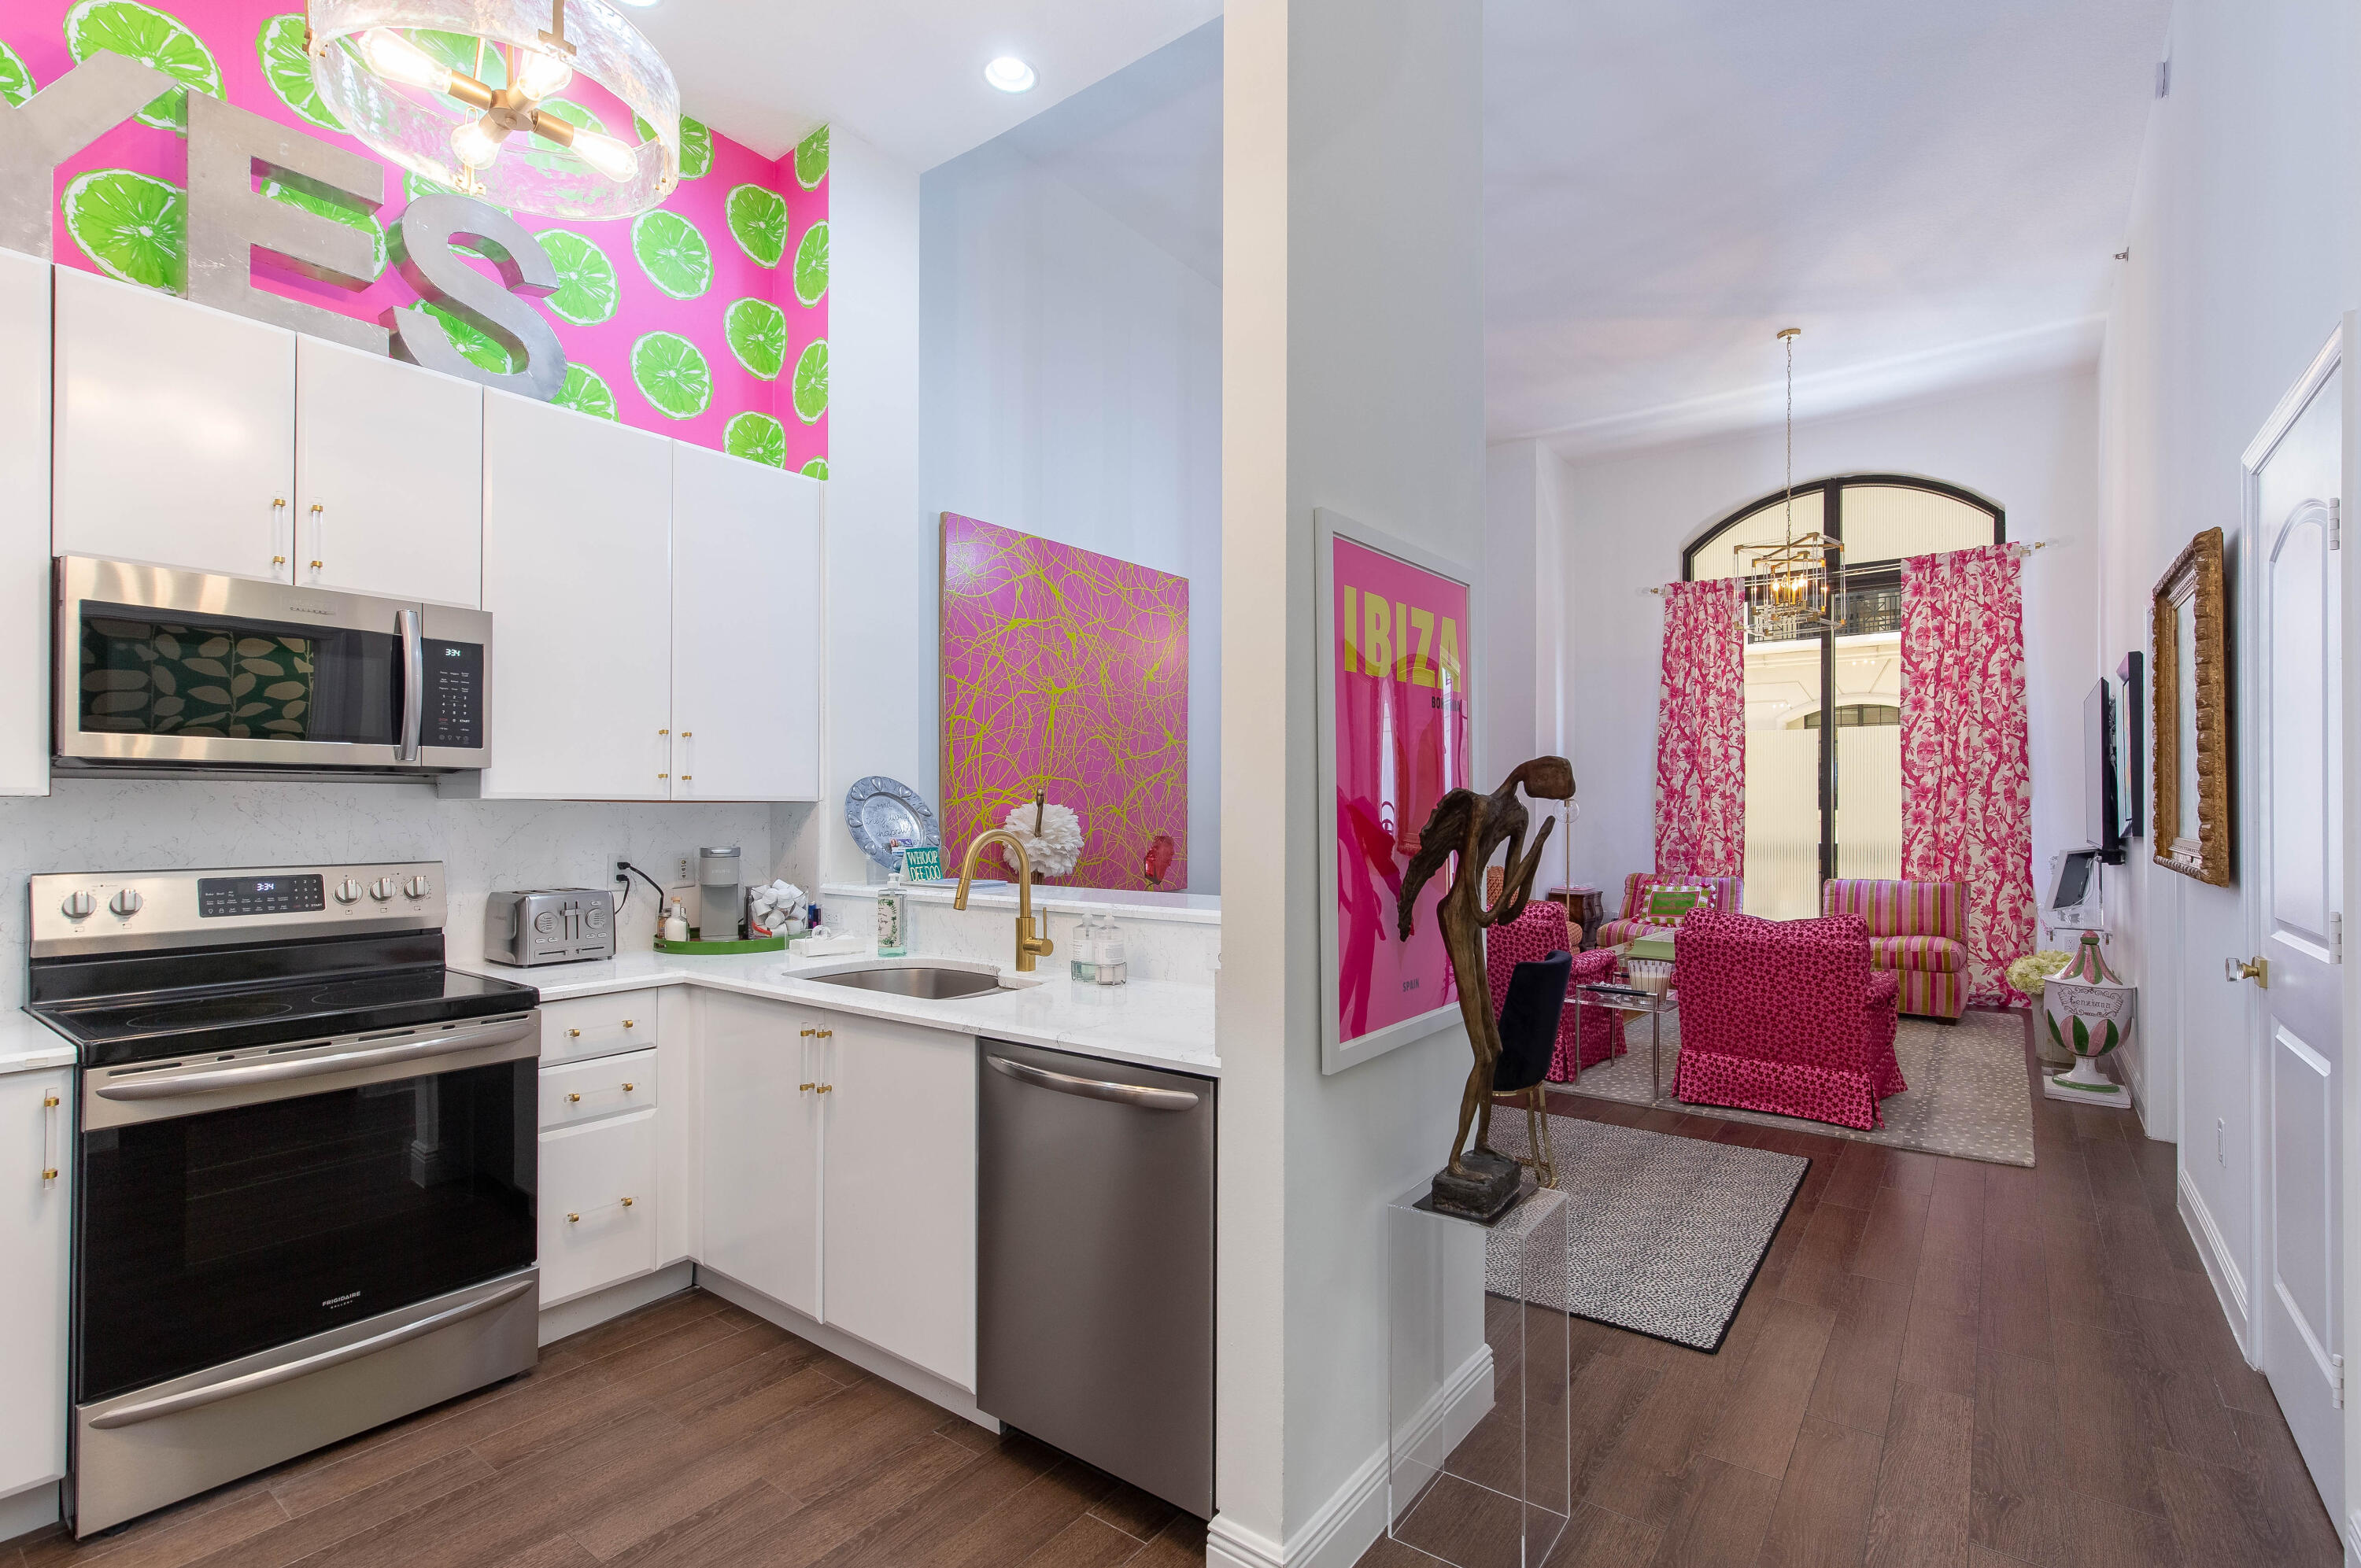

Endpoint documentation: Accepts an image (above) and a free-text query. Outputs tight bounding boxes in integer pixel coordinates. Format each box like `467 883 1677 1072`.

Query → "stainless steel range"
25 861 541 1537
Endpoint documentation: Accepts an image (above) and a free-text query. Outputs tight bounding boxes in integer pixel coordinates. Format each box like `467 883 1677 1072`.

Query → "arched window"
1687 477 2004 917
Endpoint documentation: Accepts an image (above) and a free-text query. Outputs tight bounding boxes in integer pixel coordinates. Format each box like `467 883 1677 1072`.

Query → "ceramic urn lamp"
2041 932 2136 1108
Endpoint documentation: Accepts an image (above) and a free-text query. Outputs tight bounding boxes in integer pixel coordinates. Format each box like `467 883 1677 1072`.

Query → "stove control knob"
404 875 432 899
368 877 395 902
109 889 143 917
61 890 96 920
334 877 362 904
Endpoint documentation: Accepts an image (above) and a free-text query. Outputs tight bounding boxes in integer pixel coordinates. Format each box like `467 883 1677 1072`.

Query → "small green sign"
899 845 942 881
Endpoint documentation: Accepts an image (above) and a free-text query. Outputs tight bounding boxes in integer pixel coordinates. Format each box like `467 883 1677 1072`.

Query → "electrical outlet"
678 856 691 882
610 855 633 891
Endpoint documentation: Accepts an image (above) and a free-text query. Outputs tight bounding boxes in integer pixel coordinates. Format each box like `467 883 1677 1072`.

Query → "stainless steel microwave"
55 556 490 777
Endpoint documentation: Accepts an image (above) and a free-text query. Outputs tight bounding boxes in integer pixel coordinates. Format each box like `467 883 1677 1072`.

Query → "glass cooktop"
36 966 538 1068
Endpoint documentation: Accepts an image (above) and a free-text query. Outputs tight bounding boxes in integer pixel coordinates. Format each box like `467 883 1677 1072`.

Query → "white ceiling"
634 0 1222 169
1485 0 2171 455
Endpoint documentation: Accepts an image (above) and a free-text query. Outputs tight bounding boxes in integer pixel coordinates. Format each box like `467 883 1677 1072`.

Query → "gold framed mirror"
2151 526 2230 885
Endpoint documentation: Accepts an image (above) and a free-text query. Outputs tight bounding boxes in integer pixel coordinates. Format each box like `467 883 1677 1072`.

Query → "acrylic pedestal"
1385 1181 1569 1567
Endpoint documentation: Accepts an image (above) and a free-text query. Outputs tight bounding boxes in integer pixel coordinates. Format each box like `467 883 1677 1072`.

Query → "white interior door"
2249 334 2345 1518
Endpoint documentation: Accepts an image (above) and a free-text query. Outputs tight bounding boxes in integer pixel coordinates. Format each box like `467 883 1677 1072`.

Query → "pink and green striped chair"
1592 872 1746 950
1820 879 1969 1021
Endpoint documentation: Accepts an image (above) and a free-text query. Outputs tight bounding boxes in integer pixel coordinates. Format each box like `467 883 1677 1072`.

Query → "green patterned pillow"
1642 884 1709 926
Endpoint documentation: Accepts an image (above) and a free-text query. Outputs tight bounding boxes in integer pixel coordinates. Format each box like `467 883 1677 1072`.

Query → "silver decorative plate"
844 776 939 870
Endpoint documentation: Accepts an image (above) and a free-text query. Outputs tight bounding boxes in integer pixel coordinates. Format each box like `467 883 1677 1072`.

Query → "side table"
1573 981 1679 1104
1550 886 1605 950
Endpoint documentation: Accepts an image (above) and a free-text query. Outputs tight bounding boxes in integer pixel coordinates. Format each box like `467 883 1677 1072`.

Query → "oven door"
76 1016 538 1406
54 555 490 773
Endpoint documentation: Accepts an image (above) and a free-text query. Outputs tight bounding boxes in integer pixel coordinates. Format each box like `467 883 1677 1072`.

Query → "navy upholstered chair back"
1493 950 1572 1094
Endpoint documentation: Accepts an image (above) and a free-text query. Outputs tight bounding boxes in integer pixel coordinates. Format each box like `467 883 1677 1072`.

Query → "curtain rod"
1640 539 2056 595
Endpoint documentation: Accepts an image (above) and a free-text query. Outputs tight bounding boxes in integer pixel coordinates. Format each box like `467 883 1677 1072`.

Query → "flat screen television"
2085 678 2126 863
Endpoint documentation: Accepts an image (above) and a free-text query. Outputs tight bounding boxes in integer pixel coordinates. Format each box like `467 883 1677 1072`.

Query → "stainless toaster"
485 888 615 966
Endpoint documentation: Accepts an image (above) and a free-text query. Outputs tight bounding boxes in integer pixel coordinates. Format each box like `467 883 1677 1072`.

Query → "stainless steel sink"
806 966 1012 1000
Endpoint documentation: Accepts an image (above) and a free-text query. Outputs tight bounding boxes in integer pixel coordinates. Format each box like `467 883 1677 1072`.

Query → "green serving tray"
654 934 789 955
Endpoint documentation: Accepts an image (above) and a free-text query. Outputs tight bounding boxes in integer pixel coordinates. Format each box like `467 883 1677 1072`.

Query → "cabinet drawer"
540 994 656 1064
539 1048 657 1131
539 1110 657 1304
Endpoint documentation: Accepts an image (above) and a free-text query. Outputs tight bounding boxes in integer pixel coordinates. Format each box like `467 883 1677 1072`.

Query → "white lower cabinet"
818 1013 977 1390
700 991 821 1317
538 1109 659 1305
0 1068 70 1504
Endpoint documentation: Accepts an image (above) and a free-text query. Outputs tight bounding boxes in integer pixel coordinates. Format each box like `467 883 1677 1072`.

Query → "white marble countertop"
818 880 1221 926
0 1012 79 1076
465 946 1219 1079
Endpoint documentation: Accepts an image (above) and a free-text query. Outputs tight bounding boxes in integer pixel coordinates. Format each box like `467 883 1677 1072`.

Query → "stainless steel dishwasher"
978 1041 1215 1517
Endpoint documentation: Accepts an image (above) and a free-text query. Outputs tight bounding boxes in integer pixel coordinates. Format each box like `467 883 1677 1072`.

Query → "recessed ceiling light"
984 56 1037 93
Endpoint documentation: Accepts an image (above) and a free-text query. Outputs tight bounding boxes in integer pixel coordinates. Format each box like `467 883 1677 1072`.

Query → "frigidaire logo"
323 1292 362 1309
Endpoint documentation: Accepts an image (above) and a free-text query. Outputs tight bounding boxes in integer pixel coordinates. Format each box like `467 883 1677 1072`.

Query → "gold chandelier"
1741 327 1845 640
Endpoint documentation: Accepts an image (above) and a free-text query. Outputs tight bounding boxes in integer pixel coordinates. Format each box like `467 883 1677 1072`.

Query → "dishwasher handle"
986 1053 1200 1112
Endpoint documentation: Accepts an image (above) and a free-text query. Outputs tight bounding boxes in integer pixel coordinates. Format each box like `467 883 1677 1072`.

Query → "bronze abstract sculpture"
1398 756 1576 1220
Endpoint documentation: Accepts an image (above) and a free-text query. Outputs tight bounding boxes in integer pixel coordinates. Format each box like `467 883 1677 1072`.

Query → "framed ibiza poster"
1315 507 1477 1074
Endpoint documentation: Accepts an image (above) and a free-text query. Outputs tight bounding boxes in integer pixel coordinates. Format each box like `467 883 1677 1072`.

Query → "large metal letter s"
386 193 566 400
185 92 387 353
0 52 177 258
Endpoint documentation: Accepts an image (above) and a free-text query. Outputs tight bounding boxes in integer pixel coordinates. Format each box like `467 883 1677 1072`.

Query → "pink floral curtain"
1653 579 1747 878
1900 544 2035 1004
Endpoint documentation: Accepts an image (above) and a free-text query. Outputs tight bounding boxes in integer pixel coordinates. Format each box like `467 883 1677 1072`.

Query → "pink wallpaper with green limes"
1 0 827 474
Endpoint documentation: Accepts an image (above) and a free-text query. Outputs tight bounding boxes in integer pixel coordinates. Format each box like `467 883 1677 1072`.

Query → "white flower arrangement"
1001 799 1084 879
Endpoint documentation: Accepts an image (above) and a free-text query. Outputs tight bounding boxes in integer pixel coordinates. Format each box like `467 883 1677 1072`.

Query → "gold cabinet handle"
272 555 287 566
682 731 693 738
622 1019 635 1029
620 1196 635 1208
566 1092 581 1103
797 1082 815 1092
800 1027 815 1038
309 560 323 570
659 729 669 735
567 1028 581 1038
622 1082 635 1092
658 773 668 780
815 1028 833 1039
682 776 691 782
566 1212 580 1223
42 1091 60 1182
815 1083 833 1094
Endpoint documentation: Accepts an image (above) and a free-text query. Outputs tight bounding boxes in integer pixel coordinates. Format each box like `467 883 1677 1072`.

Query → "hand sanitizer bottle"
877 874 907 957
1070 913 1101 983
1095 917 1128 986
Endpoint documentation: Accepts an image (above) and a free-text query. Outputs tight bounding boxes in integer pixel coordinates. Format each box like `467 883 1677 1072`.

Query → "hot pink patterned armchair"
1820 879 1970 1020
1593 872 1746 948
1672 909 1905 1130
1487 898 1625 1079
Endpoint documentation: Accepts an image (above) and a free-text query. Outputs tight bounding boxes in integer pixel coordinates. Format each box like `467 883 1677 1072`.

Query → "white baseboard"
2179 1166 2251 1342
1208 1345 1494 1568
537 1260 695 1345
0 1481 60 1545
693 1266 996 1431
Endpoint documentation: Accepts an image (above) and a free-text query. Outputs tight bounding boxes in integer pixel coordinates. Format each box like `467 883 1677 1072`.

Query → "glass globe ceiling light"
309 0 681 220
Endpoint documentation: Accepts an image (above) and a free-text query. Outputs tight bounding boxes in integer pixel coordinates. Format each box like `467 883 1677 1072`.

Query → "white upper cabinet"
294 337 483 607
0 250 50 797
670 446 821 800
478 392 674 799
53 269 296 581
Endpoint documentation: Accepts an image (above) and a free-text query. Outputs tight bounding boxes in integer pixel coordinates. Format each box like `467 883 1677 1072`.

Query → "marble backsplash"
0 778 792 1009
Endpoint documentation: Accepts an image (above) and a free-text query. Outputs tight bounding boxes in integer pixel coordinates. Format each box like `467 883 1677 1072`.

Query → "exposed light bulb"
363 28 453 93
450 117 506 170
569 128 640 182
983 56 1037 93
512 46 573 100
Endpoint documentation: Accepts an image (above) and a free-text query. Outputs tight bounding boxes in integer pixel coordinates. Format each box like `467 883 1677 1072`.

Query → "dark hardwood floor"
10 1293 1206 1568
11 1011 2333 1568
1362 1009 2342 1568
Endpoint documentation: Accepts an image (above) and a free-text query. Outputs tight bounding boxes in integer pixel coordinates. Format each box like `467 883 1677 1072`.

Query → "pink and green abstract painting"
940 514 1189 891
2 0 826 473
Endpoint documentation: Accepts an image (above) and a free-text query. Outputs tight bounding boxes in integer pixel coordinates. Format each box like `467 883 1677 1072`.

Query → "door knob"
2226 956 2270 988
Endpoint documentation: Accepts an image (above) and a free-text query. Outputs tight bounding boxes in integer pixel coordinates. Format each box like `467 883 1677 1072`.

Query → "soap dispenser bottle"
877 873 908 957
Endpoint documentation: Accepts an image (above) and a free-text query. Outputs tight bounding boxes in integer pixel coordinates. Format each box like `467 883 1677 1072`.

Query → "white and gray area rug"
1485 1116 1806 1352
1558 1006 2035 1166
